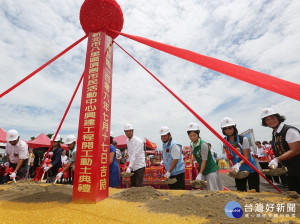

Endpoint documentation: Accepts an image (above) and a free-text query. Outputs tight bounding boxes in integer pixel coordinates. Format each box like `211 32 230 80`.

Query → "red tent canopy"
113 135 127 149
0 127 7 143
113 135 158 150
27 133 68 150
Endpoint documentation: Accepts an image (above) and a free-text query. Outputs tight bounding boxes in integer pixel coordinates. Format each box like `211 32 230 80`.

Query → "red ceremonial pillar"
72 30 113 202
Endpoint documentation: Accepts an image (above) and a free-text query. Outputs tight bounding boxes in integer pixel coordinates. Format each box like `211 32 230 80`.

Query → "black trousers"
286 175 300 194
46 165 60 183
168 172 185 190
235 172 260 192
1 160 28 183
130 167 145 187
68 167 74 185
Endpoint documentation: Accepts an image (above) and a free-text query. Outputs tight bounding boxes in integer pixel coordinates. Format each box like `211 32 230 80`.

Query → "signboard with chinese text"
73 31 113 202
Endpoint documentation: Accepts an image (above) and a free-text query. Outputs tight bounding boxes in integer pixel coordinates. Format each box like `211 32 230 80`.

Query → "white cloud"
0 0 299 156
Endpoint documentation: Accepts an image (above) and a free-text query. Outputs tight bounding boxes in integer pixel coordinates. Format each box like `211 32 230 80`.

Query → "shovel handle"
41 172 45 181
13 177 16 183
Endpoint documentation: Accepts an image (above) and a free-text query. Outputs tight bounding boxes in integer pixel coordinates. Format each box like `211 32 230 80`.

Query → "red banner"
73 31 114 202
0 35 87 99
109 29 300 101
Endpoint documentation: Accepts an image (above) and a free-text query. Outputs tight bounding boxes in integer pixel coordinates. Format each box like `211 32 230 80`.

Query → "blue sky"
0 0 299 155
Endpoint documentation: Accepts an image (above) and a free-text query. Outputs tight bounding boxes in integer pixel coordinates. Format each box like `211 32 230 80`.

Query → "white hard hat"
50 134 61 142
159 126 170 136
220 117 236 128
110 131 114 137
65 135 76 144
44 151 53 158
6 129 19 141
187 122 200 131
261 108 277 119
124 124 133 131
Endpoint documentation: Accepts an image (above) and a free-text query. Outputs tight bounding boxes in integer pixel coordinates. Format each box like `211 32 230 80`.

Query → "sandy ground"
0 180 299 224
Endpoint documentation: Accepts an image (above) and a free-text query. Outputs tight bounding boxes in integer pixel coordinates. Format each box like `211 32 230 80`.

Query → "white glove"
196 173 202 181
9 172 16 179
160 160 164 165
268 158 278 169
164 171 171 178
4 162 9 167
48 152 54 157
232 162 241 172
43 166 50 172
56 172 63 179
126 167 132 173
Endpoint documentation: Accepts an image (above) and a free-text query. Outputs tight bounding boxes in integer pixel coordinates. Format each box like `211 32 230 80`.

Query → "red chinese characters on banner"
73 31 114 202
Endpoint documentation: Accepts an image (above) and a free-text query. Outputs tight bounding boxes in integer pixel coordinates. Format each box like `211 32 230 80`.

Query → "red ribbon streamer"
114 41 282 193
109 29 300 101
34 71 85 181
0 35 87 99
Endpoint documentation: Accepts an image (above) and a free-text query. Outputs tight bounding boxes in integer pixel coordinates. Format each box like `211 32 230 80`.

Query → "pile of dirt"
146 190 300 224
0 181 299 223
113 187 300 224
0 180 73 203
111 186 169 202
283 191 300 199
145 191 266 224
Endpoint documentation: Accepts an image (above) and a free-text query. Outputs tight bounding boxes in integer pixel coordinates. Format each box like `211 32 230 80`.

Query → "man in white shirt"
124 124 146 187
61 149 69 165
261 108 300 194
4 129 29 182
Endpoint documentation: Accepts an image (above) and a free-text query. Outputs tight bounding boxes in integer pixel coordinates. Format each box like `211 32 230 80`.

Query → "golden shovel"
228 169 249 179
120 172 134 178
190 180 208 189
162 178 177 184
262 165 287 176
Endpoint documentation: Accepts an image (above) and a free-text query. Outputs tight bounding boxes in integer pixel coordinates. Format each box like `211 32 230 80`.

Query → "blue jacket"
162 139 185 176
225 135 257 173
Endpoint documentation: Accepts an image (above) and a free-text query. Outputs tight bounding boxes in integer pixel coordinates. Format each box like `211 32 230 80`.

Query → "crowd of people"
220 108 300 194
0 108 299 194
0 132 77 184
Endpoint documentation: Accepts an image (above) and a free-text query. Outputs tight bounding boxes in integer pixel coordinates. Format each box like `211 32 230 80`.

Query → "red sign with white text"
73 31 113 202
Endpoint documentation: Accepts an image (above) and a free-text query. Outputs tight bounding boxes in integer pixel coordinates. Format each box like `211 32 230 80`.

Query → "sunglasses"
223 126 233 131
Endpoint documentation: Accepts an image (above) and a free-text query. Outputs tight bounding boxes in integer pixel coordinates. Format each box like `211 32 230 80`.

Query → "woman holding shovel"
221 117 259 192
261 108 300 194
44 134 62 183
187 122 223 190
